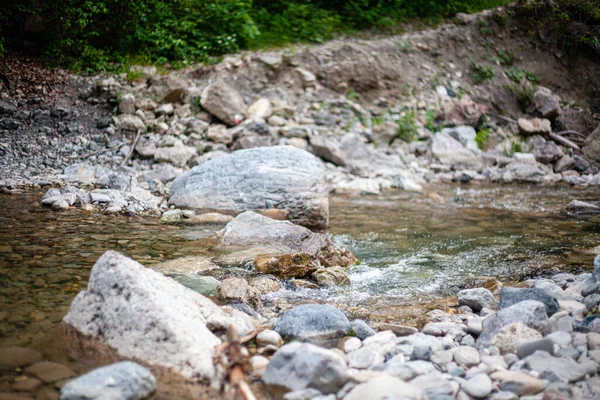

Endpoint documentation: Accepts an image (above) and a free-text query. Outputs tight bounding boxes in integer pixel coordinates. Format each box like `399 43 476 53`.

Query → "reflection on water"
1 184 600 348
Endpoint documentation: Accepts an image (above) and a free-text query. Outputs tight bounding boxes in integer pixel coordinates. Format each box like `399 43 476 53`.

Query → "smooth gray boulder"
477 300 549 349
430 131 483 170
60 361 156 400
457 288 499 312
522 351 587 383
217 212 355 267
344 376 422 400
441 126 479 153
500 287 560 316
63 251 256 380
274 304 351 347
169 146 329 229
262 342 348 394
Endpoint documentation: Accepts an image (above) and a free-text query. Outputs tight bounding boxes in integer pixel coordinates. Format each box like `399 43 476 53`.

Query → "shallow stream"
1 184 599 350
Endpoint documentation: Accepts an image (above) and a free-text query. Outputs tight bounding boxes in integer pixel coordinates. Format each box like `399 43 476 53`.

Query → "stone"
583 124 600 166
254 253 318 279
24 362 75 383
584 294 600 310
173 275 219 296
217 212 354 267
258 53 282 69
11 377 42 392
257 330 283 348
274 304 350 347
594 255 600 282
344 376 422 400
119 94 136 114
567 200 600 213
347 346 384 369
338 337 362 353
248 276 281 294
206 124 233 144
351 320 375 340
216 277 260 308
516 338 556 359
63 251 255 380
454 346 480 367
262 342 348 394
442 126 479 152
533 87 562 119
411 345 432 361
362 331 397 357
518 118 552 135
443 97 488 126
430 132 483 170
160 209 182 223
0 100 17 115
200 79 247 126
378 323 418 337
457 288 498 311
309 135 346 166
185 213 234 224
295 68 317 88
250 355 269 378
588 332 600 350
60 361 156 400
490 370 544 396
312 266 350 286
113 114 146 131
477 301 549 349
522 351 587 382
490 322 543 355
383 359 437 381
531 138 563 164
169 147 329 229
155 122 168 134
462 373 493 398
500 287 560 316
409 372 454 398
149 256 219 275
154 144 197 167
554 156 575 173
154 103 173 116
0 347 43 371
248 98 272 120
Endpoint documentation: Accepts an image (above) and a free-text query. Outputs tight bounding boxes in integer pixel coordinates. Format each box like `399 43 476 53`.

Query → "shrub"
472 62 496 84
506 67 525 83
396 111 418 142
475 129 490 149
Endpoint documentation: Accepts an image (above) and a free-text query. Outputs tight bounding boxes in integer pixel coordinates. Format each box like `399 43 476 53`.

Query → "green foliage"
471 62 496 84
425 110 437 132
506 67 525 83
372 115 386 126
475 129 490 149
525 71 540 84
496 49 514 65
508 84 534 112
504 141 523 157
346 89 359 102
396 111 418 142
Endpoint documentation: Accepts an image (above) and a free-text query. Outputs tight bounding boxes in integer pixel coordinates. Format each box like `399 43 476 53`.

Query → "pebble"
338 337 362 353
462 373 493 398
378 323 418 337
0 347 43 370
351 320 375 340
256 330 283 348
516 337 556 359
453 346 480 367
24 362 75 383
250 355 269 378
490 370 544 396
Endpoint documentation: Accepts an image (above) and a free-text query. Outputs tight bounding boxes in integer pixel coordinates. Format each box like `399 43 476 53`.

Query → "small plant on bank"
425 110 437 132
346 89 359 102
475 129 490 149
471 62 496 84
395 39 412 53
506 67 525 83
496 49 515 65
504 141 523 157
396 111 418 142
372 115 386 126
526 72 541 84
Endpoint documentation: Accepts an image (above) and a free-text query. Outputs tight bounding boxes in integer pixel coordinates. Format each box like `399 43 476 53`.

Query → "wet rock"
173 275 219 296
11 377 42 392
477 301 549 349
169 146 329 229
262 342 348 394
24 362 75 383
311 266 350 286
160 209 182 223
500 287 560 316
217 212 354 267
200 79 247 126
184 212 234 224
119 94 136 115
351 320 375 340
490 322 543 355
567 200 600 213
60 361 156 400
344 375 422 400
154 144 197 167
490 370 544 396
149 255 219 275
430 131 482 170
216 277 260 309
533 87 562 119
274 304 350 347
63 251 255 380
248 275 281 294
457 288 499 311
0 347 43 371
254 253 318 279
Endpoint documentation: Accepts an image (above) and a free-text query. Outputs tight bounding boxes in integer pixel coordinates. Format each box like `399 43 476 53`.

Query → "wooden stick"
549 131 581 150
121 129 141 166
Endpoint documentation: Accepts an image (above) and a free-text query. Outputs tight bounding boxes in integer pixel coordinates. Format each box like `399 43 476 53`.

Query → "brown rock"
490 370 544 396
378 323 418 337
533 86 561 119
161 88 185 104
443 97 488 126
149 255 220 275
0 347 43 370
0 393 35 400
200 79 247 126
216 277 260 309
518 118 551 135
248 276 281 294
23 362 75 384
312 266 351 286
254 253 318 279
11 377 41 392
184 213 234 224
289 279 319 289
260 209 290 221
583 124 600 166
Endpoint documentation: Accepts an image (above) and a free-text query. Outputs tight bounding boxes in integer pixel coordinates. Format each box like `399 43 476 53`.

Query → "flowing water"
1 184 600 350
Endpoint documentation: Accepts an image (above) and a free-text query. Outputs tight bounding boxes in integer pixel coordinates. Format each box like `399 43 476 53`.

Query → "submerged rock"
274 304 351 347
217 211 355 267
63 251 255 380
60 361 156 400
254 252 318 279
169 146 329 229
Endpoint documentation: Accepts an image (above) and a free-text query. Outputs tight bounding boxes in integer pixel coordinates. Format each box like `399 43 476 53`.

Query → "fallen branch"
121 129 141 166
487 113 517 125
549 131 581 151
